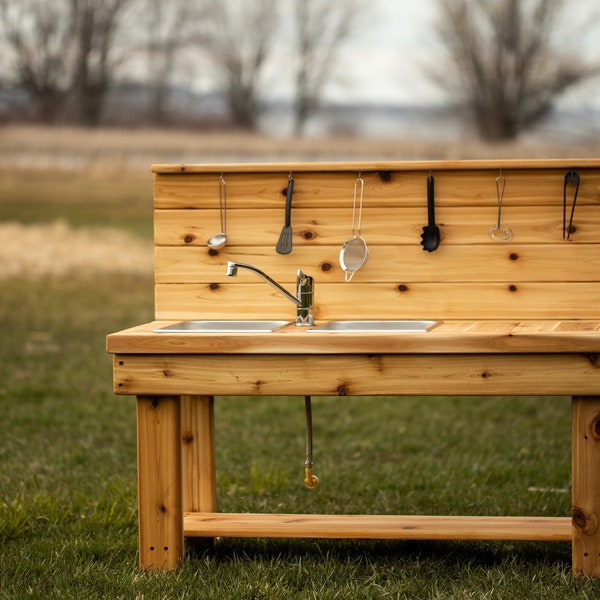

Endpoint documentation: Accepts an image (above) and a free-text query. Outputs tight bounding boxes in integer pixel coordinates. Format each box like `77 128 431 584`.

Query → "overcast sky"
334 0 440 105
316 0 600 108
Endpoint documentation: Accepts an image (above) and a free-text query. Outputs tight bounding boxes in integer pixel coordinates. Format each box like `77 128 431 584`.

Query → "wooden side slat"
183 513 572 542
114 353 600 396
155 244 600 284
155 206 600 246
154 282 600 321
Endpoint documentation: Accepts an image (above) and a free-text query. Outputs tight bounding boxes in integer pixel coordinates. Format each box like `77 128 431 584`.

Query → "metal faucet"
225 261 314 326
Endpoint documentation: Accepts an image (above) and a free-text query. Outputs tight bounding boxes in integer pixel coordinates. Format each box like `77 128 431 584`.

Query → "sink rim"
307 320 439 333
153 319 291 333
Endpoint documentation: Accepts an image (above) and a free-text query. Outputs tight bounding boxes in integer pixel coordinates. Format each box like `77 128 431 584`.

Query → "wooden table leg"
572 396 600 577
136 395 183 571
181 395 216 549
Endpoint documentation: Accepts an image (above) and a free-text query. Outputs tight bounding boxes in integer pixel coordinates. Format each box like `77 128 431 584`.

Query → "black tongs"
563 169 580 240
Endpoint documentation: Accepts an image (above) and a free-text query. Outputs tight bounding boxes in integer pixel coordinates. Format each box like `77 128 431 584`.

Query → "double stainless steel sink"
154 320 438 333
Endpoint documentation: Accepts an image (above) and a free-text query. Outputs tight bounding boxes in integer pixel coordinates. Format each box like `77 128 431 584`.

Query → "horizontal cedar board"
154 206 600 246
154 282 600 320
183 513 572 541
154 169 600 209
113 353 600 395
155 244 600 284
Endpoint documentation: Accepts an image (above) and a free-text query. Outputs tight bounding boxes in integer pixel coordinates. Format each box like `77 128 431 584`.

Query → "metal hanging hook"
219 174 227 235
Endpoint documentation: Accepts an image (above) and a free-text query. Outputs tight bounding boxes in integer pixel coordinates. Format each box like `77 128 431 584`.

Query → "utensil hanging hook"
563 169 580 240
219 174 227 235
489 170 512 242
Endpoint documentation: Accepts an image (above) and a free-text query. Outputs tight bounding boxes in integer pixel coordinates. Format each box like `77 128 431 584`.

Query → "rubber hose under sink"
304 396 319 488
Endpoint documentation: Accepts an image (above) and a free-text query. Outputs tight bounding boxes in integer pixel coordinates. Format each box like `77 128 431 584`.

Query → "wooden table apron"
113 351 600 575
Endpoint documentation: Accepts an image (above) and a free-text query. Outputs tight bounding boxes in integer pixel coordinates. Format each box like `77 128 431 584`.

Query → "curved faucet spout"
225 261 314 326
226 261 301 306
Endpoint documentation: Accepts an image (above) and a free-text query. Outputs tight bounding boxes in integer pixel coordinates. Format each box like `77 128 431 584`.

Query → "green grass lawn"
2 276 599 599
2 168 600 598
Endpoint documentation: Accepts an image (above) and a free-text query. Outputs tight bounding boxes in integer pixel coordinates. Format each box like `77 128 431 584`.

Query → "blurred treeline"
0 0 361 135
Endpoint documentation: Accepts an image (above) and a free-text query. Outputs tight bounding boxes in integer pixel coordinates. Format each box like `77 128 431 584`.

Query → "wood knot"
481 371 492 379
587 354 598 367
208 248 219 256
301 230 315 240
209 282 220 290
509 253 519 261
182 433 194 445
397 284 409 293
337 384 349 396
184 234 195 244
592 415 600 440
572 506 598 534
378 171 392 182
508 284 518 292
321 262 332 272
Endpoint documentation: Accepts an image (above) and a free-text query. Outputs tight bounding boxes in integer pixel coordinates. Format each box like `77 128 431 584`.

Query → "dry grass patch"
0 220 152 279
2 125 600 173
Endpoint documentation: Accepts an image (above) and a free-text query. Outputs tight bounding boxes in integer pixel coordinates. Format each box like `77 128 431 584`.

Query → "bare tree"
432 0 598 141
0 0 75 121
68 0 133 126
198 0 278 129
292 0 360 136
0 0 132 125
140 0 204 124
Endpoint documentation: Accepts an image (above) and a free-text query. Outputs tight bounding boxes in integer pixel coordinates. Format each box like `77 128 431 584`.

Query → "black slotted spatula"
420 173 440 252
276 175 294 254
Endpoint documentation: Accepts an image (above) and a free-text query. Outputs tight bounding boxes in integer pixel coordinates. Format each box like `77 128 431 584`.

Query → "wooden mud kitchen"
107 159 600 574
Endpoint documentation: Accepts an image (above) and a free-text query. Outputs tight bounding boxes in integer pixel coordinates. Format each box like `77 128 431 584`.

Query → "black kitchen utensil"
420 173 440 252
563 169 580 240
276 174 294 254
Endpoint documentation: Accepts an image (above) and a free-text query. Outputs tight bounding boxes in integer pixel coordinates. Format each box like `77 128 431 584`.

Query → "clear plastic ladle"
339 174 369 282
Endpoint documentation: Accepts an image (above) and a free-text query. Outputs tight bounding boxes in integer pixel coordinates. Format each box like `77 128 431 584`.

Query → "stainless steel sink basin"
154 320 290 333
307 320 438 333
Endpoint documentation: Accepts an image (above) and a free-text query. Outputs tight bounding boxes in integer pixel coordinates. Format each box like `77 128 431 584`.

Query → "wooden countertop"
106 320 600 355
